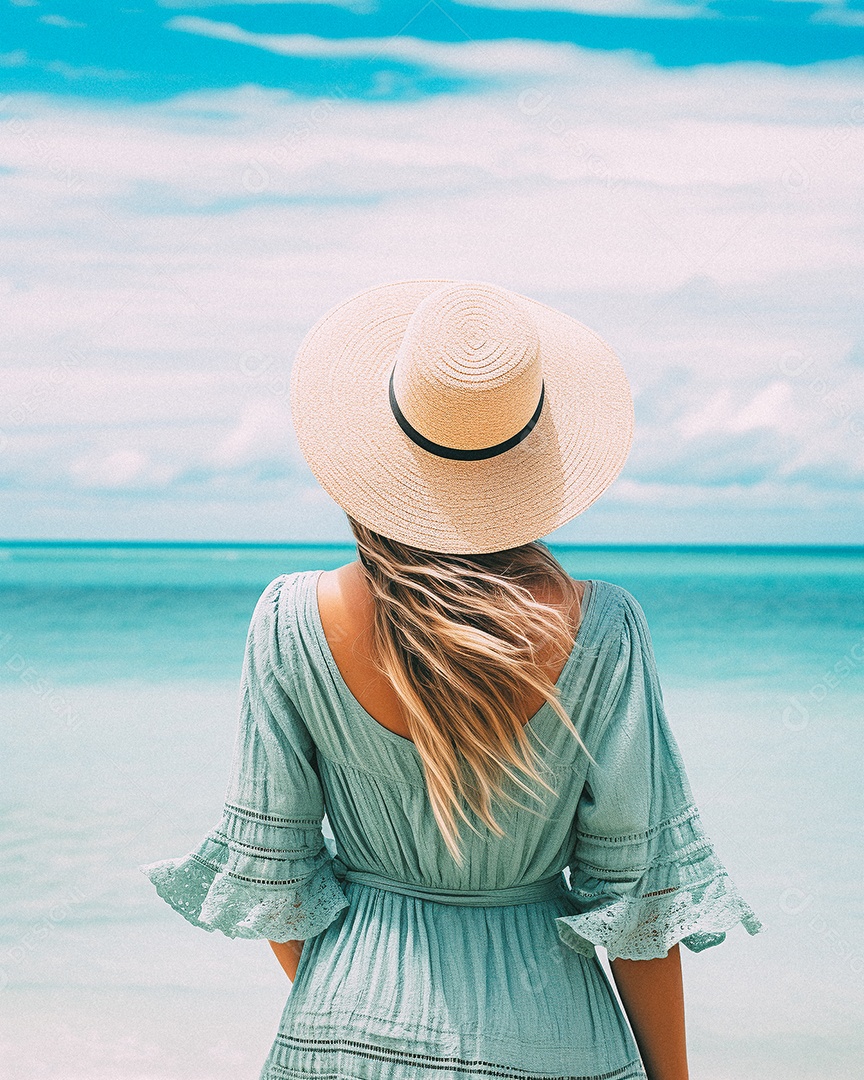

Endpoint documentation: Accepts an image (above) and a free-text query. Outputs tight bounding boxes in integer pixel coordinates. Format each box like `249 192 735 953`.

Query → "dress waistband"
335 864 569 907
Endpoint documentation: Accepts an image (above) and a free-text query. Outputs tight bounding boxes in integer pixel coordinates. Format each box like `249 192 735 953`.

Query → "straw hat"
290 280 633 555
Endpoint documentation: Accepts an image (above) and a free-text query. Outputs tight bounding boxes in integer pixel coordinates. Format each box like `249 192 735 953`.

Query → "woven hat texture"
290 280 633 555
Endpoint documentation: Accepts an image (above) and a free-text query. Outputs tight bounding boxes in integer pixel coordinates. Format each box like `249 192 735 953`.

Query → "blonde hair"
348 517 596 866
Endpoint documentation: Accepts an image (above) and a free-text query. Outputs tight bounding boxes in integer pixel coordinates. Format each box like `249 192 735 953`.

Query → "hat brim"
290 280 633 555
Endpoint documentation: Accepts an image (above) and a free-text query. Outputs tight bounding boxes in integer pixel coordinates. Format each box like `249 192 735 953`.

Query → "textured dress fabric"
139 571 764 1080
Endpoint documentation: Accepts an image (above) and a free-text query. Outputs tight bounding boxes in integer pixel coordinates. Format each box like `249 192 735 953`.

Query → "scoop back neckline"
304 569 602 755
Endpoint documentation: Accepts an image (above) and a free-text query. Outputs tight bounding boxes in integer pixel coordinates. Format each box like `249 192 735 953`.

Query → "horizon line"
0 540 862 554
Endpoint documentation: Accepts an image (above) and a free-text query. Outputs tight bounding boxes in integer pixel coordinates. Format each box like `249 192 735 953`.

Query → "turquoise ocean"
1 543 862 1080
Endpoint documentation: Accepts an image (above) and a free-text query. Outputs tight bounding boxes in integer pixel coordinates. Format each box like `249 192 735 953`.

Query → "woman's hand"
268 939 305 982
609 944 689 1080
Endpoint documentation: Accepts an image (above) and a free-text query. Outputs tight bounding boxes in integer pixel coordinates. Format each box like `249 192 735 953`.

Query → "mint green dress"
139 571 763 1080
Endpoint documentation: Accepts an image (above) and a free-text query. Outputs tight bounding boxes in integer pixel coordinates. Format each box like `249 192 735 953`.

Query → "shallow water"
1 544 862 1079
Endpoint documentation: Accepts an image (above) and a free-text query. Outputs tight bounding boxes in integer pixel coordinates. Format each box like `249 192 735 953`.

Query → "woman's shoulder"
584 578 645 623
252 570 312 608
255 564 364 636
573 579 657 660
242 571 332 687
246 570 320 643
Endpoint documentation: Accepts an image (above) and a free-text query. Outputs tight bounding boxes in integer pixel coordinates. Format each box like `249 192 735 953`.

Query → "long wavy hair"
348 517 595 866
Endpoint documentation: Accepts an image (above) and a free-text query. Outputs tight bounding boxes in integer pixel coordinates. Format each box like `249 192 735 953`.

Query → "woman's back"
279 569 604 894
316 560 589 745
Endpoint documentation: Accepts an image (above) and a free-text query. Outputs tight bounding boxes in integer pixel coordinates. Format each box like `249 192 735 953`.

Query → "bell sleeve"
138 575 351 943
555 588 764 962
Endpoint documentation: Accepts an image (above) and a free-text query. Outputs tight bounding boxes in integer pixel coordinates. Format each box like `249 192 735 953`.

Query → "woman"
140 281 763 1080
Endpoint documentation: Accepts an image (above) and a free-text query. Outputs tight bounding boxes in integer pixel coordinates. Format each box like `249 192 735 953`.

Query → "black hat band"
388 367 545 462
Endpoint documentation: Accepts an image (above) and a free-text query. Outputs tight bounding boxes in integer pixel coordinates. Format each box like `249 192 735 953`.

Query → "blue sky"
3 0 864 99
1 1 863 542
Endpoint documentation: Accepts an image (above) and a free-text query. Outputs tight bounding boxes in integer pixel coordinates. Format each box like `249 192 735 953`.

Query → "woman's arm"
268 939 305 981
609 944 689 1080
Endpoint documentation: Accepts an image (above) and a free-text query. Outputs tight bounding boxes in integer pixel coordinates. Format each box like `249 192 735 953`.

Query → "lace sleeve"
138 576 350 942
555 589 764 961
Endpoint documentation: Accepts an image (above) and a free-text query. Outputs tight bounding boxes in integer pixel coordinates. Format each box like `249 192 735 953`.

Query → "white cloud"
676 382 803 441
727 382 799 434
607 476 864 510
158 0 374 10
38 14 87 28
811 2 864 27
42 60 134 81
0 47 863 539
0 50 29 68
0 51 134 81
211 399 291 470
452 0 713 17
455 0 864 23
68 449 171 489
162 0 378 9
165 16 585 75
